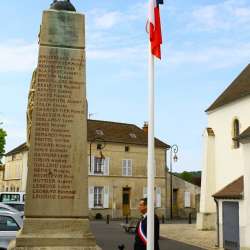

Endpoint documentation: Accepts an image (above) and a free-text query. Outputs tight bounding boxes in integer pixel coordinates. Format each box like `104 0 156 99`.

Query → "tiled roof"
5 120 169 156
213 176 244 200
5 143 28 156
238 127 250 142
87 120 169 148
206 64 250 112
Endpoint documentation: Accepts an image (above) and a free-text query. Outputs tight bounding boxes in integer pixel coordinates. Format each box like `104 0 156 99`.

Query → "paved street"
160 224 217 250
90 221 206 250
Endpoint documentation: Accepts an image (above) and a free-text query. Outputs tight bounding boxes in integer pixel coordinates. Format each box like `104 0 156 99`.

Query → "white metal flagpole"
147 41 155 250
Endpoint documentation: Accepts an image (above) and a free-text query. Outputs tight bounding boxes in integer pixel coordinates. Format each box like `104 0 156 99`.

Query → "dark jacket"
134 214 160 250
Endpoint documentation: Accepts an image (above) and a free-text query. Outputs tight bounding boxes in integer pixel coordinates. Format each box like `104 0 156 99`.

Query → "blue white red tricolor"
148 0 163 59
138 221 147 245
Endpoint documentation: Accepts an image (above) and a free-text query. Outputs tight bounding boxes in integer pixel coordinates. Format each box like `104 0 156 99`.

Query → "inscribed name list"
29 47 86 204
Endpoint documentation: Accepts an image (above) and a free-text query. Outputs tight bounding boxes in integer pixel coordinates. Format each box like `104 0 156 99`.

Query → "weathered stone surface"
39 10 85 48
25 45 87 218
10 6 100 250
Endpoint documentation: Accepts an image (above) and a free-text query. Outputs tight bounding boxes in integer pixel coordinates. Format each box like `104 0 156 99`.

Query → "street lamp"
169 144 178 220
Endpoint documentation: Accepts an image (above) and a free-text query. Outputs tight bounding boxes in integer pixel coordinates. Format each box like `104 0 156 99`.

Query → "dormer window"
96 129 104 136
129 133 136 139
233 119 240 149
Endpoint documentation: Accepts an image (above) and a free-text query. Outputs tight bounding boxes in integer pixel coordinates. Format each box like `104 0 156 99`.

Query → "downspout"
164 148 168 219
214 198 220 247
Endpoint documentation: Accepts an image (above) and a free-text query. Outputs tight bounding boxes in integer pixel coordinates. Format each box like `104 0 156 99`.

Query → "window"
125 146 130 152
94 187 103 207
233 119 240 149
122 159 132 176
94 157 104 174
184 191 191 208
8 203 24 212
0 194 20 202
96 129 104 136
0 215 20 231
129 133 136 139
0 207 9 212
11 155 17 161
89 186 109 209
143 187 161 207
89 156 110 176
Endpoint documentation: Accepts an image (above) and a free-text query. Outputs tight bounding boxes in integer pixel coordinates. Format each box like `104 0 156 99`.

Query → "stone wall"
166 173 200 219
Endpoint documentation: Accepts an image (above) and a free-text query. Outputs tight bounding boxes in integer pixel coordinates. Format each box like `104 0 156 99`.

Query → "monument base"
196 212 216 230
8 218 101 250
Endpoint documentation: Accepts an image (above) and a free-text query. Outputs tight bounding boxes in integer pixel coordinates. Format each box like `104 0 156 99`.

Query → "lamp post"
169 144 178 220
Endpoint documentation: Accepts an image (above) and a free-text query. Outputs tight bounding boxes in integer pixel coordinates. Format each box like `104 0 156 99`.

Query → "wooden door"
122 188 131 216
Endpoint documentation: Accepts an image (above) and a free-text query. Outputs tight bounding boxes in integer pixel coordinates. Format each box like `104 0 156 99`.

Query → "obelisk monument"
9 1 100 249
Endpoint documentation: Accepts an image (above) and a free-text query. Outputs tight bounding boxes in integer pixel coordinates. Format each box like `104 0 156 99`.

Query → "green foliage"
174 171 202 185
179 171 193 182
0 128 7 164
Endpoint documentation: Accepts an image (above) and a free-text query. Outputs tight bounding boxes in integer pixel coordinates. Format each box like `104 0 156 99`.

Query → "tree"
179 171 193 183
174 171 202 186
0 128 7 164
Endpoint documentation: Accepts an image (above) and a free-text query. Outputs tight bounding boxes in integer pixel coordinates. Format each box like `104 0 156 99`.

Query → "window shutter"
184 191 191 208
143 187 147 198
103 157 110 175
122 160 127 176
89 156 95 175
88 186 94 209
103 186 109 208
156 187 161 208
88 156 91 175
128 159 132 176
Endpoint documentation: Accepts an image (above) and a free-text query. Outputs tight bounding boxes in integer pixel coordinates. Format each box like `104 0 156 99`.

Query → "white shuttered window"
88 156 110 176
184 191 191 208
122 159 132 176
143 187 161 207
94 186 103 207
89 186 109 209
88 186 94 208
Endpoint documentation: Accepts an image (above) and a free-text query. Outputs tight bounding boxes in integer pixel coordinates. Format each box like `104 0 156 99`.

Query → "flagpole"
147 42 155 250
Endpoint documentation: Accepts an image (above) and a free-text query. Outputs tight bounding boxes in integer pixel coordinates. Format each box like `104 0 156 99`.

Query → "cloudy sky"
0 0 249 172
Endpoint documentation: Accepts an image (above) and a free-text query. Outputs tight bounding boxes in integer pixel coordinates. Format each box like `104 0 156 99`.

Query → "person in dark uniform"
134 198 160 250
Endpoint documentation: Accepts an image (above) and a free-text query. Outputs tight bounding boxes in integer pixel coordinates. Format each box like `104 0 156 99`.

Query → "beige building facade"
3 120 169 219
166 173 200 219
88 142 167 218
0 165 5 191
3 143 28 192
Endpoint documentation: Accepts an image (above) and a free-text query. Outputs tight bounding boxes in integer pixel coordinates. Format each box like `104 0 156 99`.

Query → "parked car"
0 192 25 213
0 203 24 218
0 211 23 250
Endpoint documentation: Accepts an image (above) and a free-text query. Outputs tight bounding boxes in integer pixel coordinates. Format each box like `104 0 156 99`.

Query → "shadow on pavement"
90 220 205 250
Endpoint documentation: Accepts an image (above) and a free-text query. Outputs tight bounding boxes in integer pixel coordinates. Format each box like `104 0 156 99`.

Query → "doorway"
172 189 178 218
122 187 131 216
223 202 240 250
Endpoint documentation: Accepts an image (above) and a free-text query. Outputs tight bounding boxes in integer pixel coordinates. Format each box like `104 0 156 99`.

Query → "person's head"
138 198 147 214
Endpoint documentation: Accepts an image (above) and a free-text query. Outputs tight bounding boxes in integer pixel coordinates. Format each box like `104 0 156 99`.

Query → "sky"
0 0 249 172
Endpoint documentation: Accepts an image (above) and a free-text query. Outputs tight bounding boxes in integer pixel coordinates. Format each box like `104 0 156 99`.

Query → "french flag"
148 0 163 59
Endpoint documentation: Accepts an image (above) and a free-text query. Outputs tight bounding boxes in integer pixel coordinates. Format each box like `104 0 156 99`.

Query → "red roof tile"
213 176 244 199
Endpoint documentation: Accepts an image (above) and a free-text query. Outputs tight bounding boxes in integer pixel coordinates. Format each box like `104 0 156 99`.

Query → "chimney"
143 121 148 133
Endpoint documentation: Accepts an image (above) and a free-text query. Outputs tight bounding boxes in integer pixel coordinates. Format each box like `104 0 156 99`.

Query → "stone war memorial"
9 1 100 249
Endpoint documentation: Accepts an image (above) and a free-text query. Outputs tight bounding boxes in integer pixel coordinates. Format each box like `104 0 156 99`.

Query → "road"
90 220 205 250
